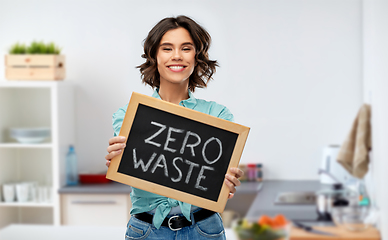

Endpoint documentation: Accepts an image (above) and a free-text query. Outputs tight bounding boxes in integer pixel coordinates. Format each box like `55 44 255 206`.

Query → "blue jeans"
124 211 226 240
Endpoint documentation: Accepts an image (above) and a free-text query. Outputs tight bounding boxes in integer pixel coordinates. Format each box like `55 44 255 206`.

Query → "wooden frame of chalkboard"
106 92 250 213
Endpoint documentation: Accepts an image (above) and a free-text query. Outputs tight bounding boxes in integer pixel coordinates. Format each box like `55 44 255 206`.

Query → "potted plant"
5 41 65 80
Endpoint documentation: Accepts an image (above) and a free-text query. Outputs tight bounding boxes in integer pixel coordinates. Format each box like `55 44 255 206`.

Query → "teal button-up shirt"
112 89 234 229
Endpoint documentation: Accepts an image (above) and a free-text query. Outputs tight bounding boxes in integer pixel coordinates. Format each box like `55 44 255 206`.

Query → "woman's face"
156 27 196 87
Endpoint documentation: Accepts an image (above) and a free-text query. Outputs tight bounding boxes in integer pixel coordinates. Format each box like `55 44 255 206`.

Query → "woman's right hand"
105 136 126 167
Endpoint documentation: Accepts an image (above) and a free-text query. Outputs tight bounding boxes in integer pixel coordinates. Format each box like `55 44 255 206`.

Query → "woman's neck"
158 83 189 105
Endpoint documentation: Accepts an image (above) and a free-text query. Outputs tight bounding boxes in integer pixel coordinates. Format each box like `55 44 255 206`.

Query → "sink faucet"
318 169 343 186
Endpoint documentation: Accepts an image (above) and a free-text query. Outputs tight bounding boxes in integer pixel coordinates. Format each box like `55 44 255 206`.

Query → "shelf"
0 143 53 148
0 81 74 227
0 202 54 208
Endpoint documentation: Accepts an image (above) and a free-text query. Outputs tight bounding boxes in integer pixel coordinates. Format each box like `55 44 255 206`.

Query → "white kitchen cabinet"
61 194 131 226
0 81 74 228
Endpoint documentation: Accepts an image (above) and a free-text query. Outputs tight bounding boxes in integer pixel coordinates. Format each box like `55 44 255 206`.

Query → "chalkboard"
106 92 250 212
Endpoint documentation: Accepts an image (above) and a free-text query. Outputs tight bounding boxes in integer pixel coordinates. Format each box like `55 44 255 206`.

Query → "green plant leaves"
9 43 27 54
9 41 62 54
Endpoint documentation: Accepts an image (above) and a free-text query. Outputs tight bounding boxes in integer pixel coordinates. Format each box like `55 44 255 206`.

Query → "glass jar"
256 163 263 182
247 164 257 181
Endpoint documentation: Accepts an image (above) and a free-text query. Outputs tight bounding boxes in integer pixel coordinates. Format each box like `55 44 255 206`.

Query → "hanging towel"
337 104 372 179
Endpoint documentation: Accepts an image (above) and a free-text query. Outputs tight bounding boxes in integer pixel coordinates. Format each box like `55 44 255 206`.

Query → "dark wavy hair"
137 15 218 92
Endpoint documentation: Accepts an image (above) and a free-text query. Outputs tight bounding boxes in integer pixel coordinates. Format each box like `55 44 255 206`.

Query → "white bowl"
9 127 50 144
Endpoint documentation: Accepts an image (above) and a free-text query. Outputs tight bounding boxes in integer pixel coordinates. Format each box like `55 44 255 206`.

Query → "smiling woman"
105 15 244 240
156 27 196 100
137 16 218 94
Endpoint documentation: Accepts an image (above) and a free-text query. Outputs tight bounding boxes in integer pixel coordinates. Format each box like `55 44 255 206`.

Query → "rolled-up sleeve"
112 105 127 136
217 106 234 122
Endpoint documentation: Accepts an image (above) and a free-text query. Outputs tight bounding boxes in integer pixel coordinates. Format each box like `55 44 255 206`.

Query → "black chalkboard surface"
106 92 249 212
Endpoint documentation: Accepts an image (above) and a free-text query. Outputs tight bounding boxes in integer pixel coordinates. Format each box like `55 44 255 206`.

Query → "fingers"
105 148 122 167
225 167 244 199
106 136 126 161
105 148 123 162
108 136 126 145
105 136 127 168
107 142 126 154
228 193 234 199
229 167 244 179
225 173 241 188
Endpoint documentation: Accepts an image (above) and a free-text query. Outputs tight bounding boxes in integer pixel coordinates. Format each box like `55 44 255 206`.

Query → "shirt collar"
152 88 197 109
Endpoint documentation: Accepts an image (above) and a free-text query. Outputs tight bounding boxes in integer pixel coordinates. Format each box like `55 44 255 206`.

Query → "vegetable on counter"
234 214 290 240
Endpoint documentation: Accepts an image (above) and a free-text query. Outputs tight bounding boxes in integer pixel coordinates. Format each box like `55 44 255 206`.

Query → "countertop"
245 180 323 222
0 224 237 240
59 180 321 221
25 180 382 240
244 180 381 239
289 226 381 240
58 182 132 194
228 225 381 240
0 224 236 240
58 180 323 222
0 224 126 240
0 224 380 240
58 181 261 195
58 180 338 223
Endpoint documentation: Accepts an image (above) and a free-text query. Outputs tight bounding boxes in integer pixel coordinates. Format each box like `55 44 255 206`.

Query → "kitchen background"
0 0 387 238
0 0 364 179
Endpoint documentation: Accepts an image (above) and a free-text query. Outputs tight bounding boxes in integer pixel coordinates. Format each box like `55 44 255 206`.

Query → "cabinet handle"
71 200 117 205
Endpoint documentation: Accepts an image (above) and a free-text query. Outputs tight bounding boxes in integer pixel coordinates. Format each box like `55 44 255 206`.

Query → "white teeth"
169 66 184 69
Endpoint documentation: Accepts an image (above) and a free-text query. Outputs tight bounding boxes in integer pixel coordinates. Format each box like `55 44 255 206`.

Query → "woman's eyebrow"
181 42 194 46
159 42 194 47
160 43 172 47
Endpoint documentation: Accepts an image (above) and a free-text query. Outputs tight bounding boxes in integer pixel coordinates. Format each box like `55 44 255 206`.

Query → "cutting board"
290 226 380 240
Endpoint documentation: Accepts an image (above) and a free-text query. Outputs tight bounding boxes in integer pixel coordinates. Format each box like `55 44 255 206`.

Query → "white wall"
0 0 363 180
362 0 388 238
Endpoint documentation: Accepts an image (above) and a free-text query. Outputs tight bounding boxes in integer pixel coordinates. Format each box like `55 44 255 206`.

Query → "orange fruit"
272 214 288 227
258 215 273 226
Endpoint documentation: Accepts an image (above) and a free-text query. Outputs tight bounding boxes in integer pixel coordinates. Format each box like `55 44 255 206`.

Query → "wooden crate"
5 55 65 80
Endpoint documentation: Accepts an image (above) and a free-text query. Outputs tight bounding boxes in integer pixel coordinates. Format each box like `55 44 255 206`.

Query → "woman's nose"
172 50 182 60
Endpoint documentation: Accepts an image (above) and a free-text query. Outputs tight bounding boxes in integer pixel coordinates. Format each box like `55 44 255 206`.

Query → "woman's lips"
168 65 186 72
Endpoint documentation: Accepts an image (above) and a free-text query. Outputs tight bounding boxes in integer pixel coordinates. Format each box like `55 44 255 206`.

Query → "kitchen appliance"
315 183 353 221
320 145 355 184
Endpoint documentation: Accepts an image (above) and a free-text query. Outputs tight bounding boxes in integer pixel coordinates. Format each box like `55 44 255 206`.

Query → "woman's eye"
183 48 191 51
163 48 172 51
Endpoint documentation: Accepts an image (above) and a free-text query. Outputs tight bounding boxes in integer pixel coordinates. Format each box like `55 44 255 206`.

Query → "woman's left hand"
224 167 244 199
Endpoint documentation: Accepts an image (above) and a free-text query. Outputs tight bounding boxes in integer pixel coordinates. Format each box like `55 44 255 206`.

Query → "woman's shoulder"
194 98 234 122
